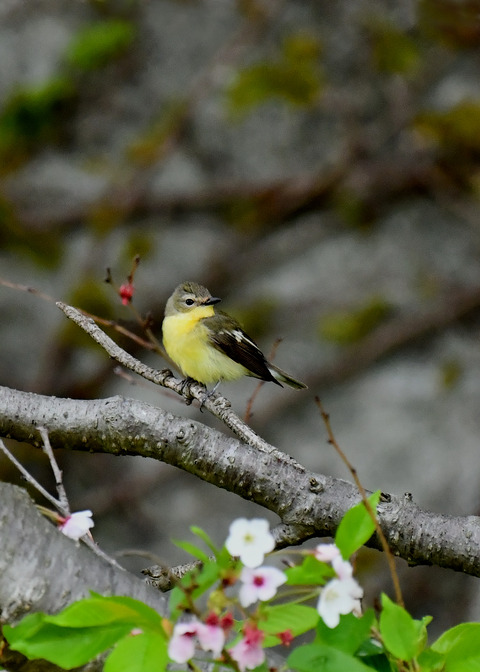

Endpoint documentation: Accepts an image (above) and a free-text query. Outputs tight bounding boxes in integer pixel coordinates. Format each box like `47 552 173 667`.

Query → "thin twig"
82 537 125 569
0 431 124 570
0 276 160 353
104 257 168 358
0 437 64 511
315 397 404 607
0 277 56 303
38 426 69 512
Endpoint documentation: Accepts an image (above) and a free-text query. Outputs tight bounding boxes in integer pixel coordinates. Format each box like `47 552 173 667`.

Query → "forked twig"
0 437 65 511
0 431 123 569
38 426 69 512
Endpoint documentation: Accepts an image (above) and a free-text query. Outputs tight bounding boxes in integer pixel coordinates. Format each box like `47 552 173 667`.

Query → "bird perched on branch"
162 281 307 394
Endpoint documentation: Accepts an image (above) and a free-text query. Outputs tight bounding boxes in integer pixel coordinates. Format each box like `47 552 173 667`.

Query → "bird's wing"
204 314 281 385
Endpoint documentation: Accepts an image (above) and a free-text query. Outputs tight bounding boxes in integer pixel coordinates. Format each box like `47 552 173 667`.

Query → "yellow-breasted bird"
162 281 307 393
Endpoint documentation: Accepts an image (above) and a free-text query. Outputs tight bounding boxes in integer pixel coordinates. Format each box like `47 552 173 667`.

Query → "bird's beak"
206 296 221 306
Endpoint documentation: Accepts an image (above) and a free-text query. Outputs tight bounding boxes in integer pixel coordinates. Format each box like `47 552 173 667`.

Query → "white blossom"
59 510 94 540
317 577 363 628
225 518 275 568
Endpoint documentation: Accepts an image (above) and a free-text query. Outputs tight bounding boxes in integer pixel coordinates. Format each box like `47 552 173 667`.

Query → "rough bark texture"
1 385 480 577
0 483 168 624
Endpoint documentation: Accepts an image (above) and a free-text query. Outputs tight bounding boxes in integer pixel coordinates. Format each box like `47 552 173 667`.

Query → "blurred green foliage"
122 232 154 264
419 0 480 48
0 78 76 170
231 297 278 341
127 100 189 166
416 101 480 154
332 190 375 231
438 358 463 390
65 19 136 71
67 277 115 328
368 21 420 75
0 198 62 267
227 33 323 117
319 296 393 345
0 17 136 172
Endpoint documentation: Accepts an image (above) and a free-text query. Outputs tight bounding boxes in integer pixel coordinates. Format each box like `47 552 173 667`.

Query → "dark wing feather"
204 314 281 385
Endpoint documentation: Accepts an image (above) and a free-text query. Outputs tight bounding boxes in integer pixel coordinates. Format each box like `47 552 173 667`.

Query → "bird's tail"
268 363 307 390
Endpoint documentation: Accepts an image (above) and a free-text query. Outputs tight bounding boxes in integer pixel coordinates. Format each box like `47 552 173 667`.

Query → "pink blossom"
197 621 225 657
238 566 287 607
58 510 94 540
168 617 225 664
168 622 198 663
229 624 265 672
313 543 341 563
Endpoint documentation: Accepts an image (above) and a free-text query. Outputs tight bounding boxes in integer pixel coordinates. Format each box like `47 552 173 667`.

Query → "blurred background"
2 0 480 638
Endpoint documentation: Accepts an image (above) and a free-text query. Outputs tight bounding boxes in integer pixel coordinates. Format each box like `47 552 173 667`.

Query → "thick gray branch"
0 483 168 623
1 385 480 577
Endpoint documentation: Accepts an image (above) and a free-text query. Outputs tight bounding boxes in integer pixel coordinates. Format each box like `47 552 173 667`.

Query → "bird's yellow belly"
162 314 247 384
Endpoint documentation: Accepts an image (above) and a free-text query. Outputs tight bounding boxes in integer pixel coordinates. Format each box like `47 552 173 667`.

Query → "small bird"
162 281 307 393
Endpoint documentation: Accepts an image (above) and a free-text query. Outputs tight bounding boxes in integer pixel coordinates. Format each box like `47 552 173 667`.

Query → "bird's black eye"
185 298 194 306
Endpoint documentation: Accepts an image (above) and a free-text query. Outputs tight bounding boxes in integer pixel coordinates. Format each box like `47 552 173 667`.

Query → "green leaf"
379 594 426 661
48 594 163 630
105 630 168 672
285 555 334 586
216 543 237 569
66 19 136 71
3 596 166 669
193 559 222 594
288 643 376 671
3 613 45 644
357 652 393 672
190 525 220 555
417 648 446 672
4 619 130 668
432 623 480 671
168 584 189 621
315 609 376 655
259 604 319 646
172 538 210 564
335 491 381 559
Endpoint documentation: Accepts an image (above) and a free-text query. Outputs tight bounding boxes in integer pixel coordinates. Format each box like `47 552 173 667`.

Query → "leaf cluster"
4 493 480 671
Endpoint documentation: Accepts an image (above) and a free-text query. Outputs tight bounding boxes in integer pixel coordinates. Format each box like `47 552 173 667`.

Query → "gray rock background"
2 0 480 638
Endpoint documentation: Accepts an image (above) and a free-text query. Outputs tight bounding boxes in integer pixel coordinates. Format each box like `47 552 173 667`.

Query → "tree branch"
56 302 291 462
1 385 479 577
0 482 168 624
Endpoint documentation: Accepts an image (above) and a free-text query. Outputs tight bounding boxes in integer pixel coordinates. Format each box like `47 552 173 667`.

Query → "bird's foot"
199 380 221 412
